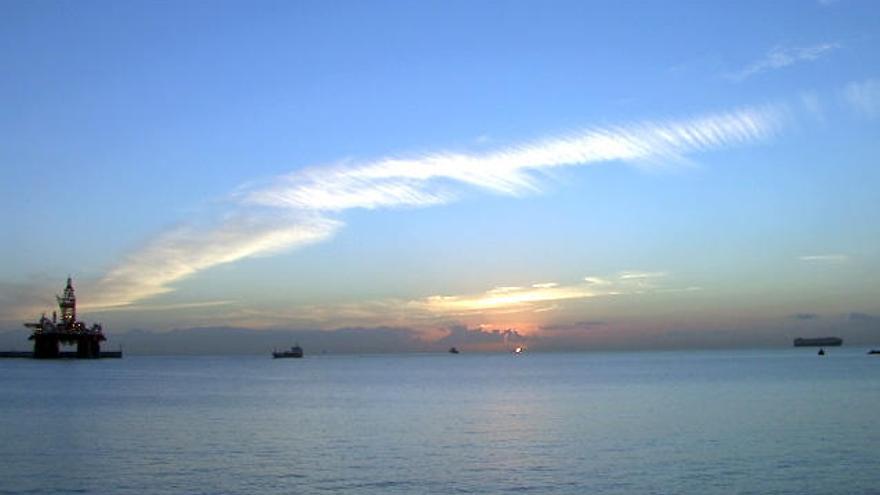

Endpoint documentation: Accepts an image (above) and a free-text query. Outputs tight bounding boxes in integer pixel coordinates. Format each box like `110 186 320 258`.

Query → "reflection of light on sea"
452 358 552 486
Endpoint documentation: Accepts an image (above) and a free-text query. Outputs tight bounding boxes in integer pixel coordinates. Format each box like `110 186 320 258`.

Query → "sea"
1 348 878 495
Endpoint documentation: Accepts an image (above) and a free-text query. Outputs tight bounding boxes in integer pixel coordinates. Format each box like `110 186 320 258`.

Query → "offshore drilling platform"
1 278 121 359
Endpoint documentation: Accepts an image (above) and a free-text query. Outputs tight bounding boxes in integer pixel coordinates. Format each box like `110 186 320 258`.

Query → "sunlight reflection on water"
1 349 878 494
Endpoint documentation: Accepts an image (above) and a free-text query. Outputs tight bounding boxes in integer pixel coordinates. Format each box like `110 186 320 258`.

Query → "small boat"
818 348 825 356
448 347 460 354
512 346 525 355
273 345 304 358
868 350 880 355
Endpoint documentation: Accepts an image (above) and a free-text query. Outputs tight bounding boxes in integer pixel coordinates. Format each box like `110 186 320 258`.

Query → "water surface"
1 349 878 494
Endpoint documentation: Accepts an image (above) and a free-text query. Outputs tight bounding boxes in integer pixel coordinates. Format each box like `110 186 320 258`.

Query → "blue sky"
2 0 879 349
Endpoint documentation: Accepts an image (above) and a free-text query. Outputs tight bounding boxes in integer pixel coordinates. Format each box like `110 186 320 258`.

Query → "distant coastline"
3 326 879 356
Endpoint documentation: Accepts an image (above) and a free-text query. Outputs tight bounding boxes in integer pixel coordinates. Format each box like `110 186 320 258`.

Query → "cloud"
583 276 611 286
843 79 880 118
87 214 340 309
531 282 559 289
245 105 783 209
617 270 667 280
419 284 601 314
533 304 560 313
414 271 671 316
434 324 525 349
798 254 848 263
727 43 840 82
93 300 235 313
791 313 820 320
86 105 783 309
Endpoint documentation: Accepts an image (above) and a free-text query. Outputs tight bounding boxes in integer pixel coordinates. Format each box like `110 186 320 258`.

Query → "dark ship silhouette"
273 344 304 358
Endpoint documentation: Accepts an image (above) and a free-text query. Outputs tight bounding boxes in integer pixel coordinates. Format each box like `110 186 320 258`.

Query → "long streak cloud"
92 105 784 309
88 215 341 309
246 106 783 209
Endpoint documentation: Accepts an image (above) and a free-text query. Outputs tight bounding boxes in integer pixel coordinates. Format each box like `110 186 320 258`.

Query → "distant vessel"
273 345 304 358
868 350 880 355
512 346 525 355
793 337 842 347
448 347 460 354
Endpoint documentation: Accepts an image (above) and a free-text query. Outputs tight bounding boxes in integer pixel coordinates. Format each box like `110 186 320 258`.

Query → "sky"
2 0 879 351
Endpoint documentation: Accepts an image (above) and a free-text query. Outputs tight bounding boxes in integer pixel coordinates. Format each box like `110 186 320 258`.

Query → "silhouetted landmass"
0 325 519 355
113 327 424 355
1 312 877 355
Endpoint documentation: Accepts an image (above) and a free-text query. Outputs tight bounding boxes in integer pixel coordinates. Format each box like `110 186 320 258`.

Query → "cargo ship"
793 337 843 347
273 345 304 358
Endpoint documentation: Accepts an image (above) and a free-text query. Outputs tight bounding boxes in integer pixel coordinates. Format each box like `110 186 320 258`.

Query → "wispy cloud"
618 270 667 280
88 214 340 309
88 105 783 309
583 276 612 286
531 282 559 289
798 254 849 263
414 271 672 316
727 43 840 82
843 78 880 118
245 105 783 209
90 300 235 313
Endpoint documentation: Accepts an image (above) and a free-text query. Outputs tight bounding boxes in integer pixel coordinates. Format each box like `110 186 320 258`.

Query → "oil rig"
4 277 121 359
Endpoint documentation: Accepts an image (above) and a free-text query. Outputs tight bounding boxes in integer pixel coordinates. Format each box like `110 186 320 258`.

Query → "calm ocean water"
1 349 878 494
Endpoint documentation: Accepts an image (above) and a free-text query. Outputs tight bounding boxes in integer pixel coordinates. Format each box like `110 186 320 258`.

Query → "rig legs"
76 338 101 359
32 335 60 359
31 335 102 359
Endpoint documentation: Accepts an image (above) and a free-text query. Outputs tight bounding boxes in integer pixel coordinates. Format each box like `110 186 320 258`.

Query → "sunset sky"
2 1 879 350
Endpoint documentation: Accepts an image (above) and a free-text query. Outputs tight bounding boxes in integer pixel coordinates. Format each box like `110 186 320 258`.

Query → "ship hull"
272 352 303 358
